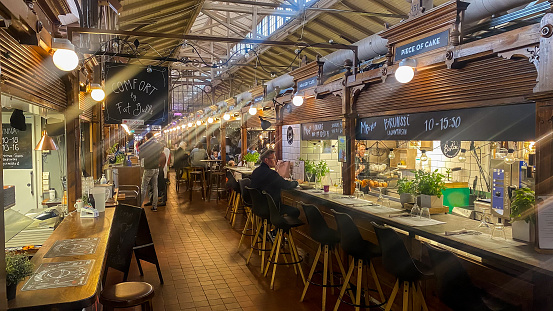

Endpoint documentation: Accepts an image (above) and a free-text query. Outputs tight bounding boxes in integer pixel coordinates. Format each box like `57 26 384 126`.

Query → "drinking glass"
376 188 384 206
306 172 313 184
478 207 491 228
420 207 431 220
410 203 421 218
490 222 506 240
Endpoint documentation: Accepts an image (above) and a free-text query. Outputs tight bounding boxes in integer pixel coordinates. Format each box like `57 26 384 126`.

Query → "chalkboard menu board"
356 103 535 141
2 124 32 169
302 120 343 140
104 62 169 126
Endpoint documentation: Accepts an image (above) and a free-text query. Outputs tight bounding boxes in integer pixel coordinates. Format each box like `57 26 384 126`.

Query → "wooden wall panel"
282 93 342 125
0 30 67 110
356 57 537 118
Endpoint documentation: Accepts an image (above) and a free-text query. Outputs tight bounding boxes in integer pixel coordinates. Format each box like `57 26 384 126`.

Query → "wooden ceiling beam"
119 1 196 23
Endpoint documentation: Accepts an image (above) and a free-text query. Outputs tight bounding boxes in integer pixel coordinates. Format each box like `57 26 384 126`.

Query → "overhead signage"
297 76 318 91
302 120 343 140
395 30 449 61
441 140 461 158
356 103 535 142
3 124 32 169
105 62 169 126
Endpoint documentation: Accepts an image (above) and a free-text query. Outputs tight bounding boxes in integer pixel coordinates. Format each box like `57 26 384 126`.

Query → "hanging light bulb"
208 117 214 123
90 84 106 101
259 134 263 140
458 148 467 163
248 105 257 115
188 122 193 127
504 149 516 165
223 113 231 120
394 58 417 83
388 149 396 159
52 38 79 71
420 150 428 162
196 120 202 126
292 91 304 106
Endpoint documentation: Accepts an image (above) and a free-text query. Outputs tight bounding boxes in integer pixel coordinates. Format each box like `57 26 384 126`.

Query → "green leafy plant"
510 187 535 224
5 251 33 286
445 168 452 181
397 178 415 195
413 169 446 197
243 151 260 163
300 159 316 176
315 161 330 178
108 143 119 154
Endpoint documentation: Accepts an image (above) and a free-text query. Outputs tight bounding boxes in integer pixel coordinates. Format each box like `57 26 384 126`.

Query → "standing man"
250 149 300 217
139 132 164 211
159 142 171 206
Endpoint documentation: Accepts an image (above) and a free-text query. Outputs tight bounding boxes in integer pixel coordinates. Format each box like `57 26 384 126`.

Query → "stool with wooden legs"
237 178 256 250
332 210 386 311
100 281 154 311
225 170 243 226
300 203 350 311
245 187 273 272
262 191 306 290
225 170 240 219
188 167 206 201
372 222 434 311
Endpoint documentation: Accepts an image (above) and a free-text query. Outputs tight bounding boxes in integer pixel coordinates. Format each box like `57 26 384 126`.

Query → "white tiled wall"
282 124 301 161
300 139 342 182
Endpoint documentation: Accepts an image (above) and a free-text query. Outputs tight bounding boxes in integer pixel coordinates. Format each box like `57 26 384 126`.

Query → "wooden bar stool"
188 166 206 201
100 281 155 311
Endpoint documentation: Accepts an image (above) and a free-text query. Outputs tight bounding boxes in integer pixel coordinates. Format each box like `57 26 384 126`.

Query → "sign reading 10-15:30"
424 116 461 132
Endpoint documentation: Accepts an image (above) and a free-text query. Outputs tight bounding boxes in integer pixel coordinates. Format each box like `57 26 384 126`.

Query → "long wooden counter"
8 208 115 311
282 189 553 311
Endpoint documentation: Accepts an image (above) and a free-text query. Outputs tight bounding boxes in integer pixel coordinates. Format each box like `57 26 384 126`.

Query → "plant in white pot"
397 178 415 208
413 169 446 208
510 187 535 243
242 151 259 168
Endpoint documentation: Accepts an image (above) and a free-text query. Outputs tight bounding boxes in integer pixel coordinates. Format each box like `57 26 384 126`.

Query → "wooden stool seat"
100 282 154 311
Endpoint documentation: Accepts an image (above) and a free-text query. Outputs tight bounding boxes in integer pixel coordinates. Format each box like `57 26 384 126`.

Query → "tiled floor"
104 172 354 311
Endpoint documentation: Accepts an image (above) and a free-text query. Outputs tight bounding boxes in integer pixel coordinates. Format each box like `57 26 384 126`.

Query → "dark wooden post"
341 83 355 195
220 124 227 166
63 73 82 212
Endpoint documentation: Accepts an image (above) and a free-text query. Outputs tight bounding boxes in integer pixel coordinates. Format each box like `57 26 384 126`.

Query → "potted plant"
413 169 446 208
397 177 416 208
243 151 260 168
510 187 536 242
314 160 330 187
301 159 316 183
5 251 33 300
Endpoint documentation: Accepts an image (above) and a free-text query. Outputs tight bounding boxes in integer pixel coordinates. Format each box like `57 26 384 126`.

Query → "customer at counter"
190 143 209 168
250 149 300 218
139 132 164 211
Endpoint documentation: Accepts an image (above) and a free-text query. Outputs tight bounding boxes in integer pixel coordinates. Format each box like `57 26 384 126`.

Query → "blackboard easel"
103 204 164 284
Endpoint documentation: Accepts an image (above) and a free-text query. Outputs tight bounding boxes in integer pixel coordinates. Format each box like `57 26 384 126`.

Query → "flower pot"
512 220 535 243
420 194 443 208
7 283 17 300
400 193 415 207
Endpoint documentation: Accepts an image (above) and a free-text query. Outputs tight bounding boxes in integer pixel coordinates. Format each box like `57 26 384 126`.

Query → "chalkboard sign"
302 120 343 140
2 124 32 169
356 103 535 141
104 62 169 126
441 140 461 158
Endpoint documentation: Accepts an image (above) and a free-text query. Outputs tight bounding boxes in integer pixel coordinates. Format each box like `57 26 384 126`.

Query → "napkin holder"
80 206 99 218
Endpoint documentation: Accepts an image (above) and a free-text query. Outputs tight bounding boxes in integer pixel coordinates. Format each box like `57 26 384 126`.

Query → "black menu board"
302 120 343 140
2 124 32 169
104 62 169 126
356 103 535 141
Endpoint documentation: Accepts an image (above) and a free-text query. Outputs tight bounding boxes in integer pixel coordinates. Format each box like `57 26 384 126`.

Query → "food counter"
8 208 115 311
282 189 553 311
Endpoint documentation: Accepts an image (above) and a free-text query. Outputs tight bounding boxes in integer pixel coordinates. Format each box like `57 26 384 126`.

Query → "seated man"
250 149 300 218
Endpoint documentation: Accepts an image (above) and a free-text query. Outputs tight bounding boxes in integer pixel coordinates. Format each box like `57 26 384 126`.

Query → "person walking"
139 132 164 211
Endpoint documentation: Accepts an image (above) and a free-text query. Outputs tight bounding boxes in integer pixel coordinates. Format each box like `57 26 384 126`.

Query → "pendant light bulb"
504 149 516 165
90 84 105 101
458 148 467 163
52 38 78 71
395 58 417 84
196 120 202 126
420 150 428 162
188 122 193 127
208 117 214 123
292 91 304 106
223 113 231 120
248 106 257 115
388 149 395 160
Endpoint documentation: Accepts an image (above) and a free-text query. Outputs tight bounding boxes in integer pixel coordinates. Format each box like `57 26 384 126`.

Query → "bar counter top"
8 208 115 311
283 189 553 278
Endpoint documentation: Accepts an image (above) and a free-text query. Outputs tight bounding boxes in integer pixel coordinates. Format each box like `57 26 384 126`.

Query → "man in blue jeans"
139 132 164 211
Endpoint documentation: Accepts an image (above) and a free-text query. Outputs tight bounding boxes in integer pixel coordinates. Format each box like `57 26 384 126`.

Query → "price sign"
104 63 169 126
3 124 32 169
356 103 535 141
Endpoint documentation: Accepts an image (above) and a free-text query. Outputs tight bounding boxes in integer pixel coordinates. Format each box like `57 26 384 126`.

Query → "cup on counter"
323 185 330 193
74 199 84 212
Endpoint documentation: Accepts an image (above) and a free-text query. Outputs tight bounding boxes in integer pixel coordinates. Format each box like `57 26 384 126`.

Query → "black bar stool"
208 169 226 202
263 191 306 290
425 243 520 311
300 203 349 311
175 167 190 192
332 210 385 311
372 222 433 311
246 186 273 273
100 281 154 311
237 178 255 250
188 166 206 201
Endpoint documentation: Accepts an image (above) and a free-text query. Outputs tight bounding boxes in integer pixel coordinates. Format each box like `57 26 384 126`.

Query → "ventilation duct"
265 74 294 95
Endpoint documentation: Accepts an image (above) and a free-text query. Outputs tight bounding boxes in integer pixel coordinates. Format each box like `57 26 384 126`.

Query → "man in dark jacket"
250 149 300 217
139 132 164 211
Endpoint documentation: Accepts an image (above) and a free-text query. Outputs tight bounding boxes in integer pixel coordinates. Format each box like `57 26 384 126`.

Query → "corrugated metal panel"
0 30 67 110
79 92 95 120
356 57 537 118
282 93 342 125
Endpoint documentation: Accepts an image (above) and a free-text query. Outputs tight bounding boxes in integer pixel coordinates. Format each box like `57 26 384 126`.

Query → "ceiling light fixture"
90 84 105 101
292 91 304 107
208 117 214 123
223 113 231 120
52 38 79 71
248 105 257 116
395 58 417 83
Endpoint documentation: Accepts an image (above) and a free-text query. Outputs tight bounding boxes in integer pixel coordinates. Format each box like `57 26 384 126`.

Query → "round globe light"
248 106 257 115
53 49 79 71
223 113 231 120
395 65 415 83
292 93 304 106
90 87 105 102
196 120 202 126
208 117 214 123
188 122 193 127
